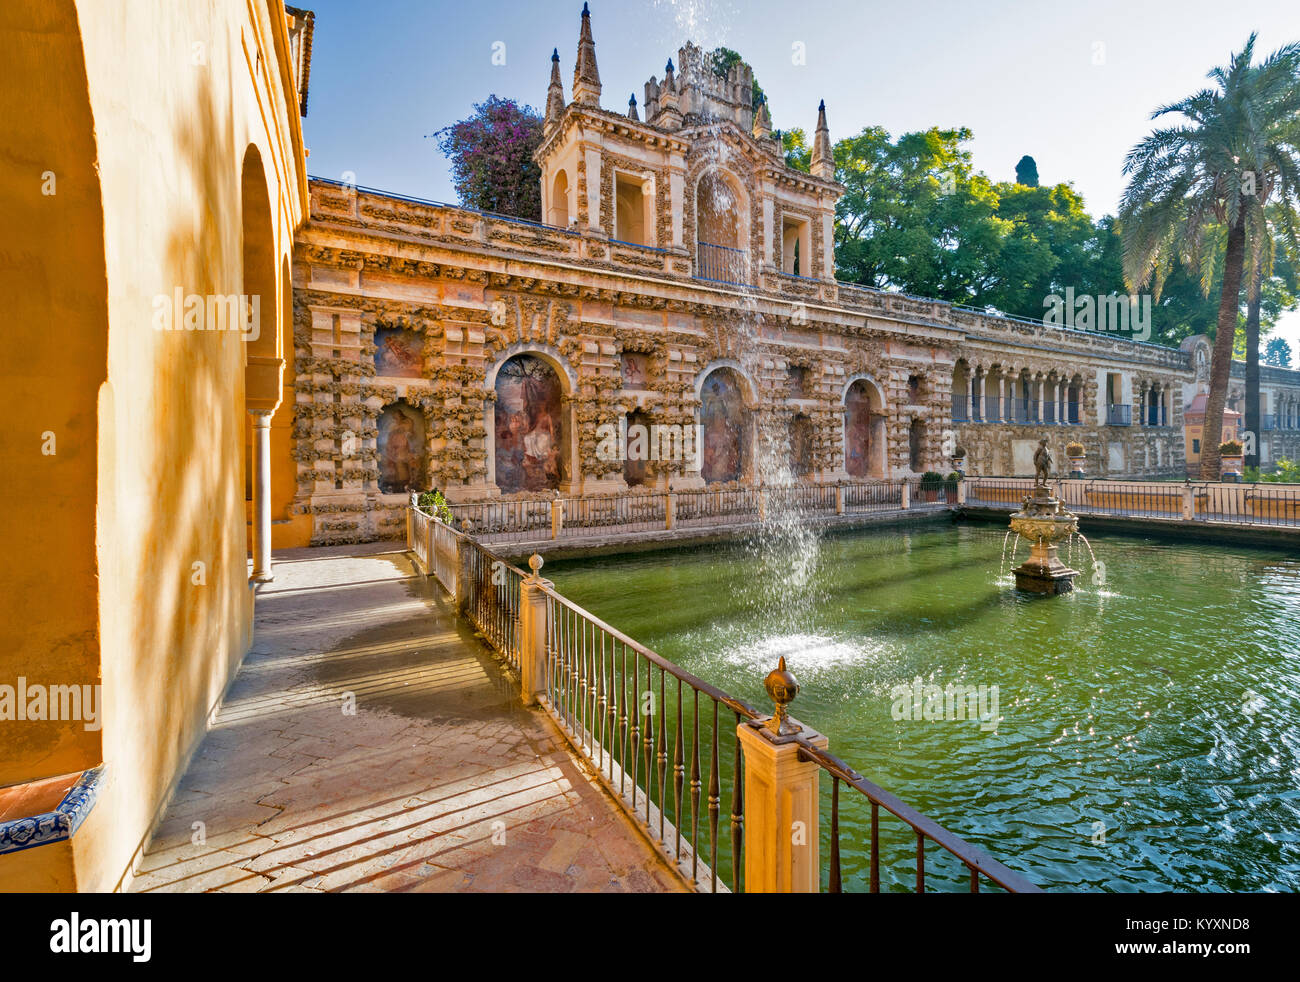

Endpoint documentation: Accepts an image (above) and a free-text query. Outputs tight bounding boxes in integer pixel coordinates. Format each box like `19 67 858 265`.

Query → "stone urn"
1220 449 1245 483
1064 443 1086 479
951 452 967 476
1009 485 1080 595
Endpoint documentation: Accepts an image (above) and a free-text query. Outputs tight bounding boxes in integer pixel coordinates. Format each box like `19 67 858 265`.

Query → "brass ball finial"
764 656 801 736
529 553 544 575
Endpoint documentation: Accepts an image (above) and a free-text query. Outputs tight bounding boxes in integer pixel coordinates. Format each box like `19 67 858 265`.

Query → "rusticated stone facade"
281 8 1300 546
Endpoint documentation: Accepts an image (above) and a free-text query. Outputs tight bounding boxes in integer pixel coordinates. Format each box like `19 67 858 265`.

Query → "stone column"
519 554 552 706
250 409 274 582
736 658 829 893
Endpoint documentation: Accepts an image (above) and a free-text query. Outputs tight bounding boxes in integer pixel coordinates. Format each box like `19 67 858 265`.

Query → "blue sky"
301 0 1300 350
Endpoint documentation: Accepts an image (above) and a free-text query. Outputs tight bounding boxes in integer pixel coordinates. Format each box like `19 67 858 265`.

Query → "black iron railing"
695 240 750 286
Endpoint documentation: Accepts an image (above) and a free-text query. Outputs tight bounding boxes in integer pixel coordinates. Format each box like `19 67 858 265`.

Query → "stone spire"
545 49 565 126
572 2 601 107
811 99 833 180
752 95 772 141
628 93 639 121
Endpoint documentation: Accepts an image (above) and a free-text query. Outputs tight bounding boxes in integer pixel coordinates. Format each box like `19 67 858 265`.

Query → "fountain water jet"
1009 439 1080 595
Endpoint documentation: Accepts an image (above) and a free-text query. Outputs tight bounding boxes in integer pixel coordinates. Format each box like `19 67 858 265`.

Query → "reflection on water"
547 523 1300 891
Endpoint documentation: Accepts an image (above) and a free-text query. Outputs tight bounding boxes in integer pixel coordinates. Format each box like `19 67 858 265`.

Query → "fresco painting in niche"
701 369 746 484
378 402 425 493
622 353 650 389
845 381 873 478
495 355 564 493
374 327 423 377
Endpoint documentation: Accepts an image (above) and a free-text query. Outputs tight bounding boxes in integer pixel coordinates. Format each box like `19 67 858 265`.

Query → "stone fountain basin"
1009 513 1079 543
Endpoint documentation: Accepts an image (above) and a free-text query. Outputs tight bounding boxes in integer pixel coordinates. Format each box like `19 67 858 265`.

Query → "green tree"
781 128 811 173
1265 336 1293 367
1118 35 1300 479
1015 155 1040 187
832 126 1010 303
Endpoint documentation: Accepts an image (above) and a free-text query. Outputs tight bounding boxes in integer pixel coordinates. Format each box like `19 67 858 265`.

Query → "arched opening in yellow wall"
0 0 108 791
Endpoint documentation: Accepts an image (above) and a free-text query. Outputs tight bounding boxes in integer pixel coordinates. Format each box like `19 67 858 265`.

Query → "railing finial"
764 655 801 736
527 553 545 580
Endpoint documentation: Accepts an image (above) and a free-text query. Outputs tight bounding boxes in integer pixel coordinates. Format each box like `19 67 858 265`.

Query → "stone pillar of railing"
737 658 828 893
519 554 552 706
901 480 910 510
666 488 676 530
551 493 563 539
835 484 845 515
407 491 418 554
1183 484 1195 520
957 479 967 506
758 486 768 522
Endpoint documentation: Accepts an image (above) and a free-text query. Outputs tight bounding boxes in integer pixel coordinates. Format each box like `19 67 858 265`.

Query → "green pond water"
544 520 1300 892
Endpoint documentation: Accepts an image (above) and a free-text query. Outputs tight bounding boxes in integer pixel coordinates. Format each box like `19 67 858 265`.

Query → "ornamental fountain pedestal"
1010 441 1080 595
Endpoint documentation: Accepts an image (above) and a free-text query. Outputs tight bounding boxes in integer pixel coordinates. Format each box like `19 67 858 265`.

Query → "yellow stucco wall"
0 0 305 891
0 0 106 795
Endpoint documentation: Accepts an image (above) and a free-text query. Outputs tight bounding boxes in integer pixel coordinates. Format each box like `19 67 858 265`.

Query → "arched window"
494 354 566 493
695 170 747 285
549 170 570 227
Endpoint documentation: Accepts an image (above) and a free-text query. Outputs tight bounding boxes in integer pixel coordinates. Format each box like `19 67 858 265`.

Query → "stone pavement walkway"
130 543 684 893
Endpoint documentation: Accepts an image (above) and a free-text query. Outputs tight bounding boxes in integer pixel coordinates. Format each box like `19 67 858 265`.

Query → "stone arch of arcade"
953 356 1085 426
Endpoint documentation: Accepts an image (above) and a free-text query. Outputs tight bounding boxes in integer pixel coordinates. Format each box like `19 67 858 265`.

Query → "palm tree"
1120 35 1300 480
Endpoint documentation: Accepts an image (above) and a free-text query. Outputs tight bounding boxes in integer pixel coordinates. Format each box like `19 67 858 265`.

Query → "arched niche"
377 401 426 494
909 418 926 472
843 376 885 479
699 366 750 484
624 409 653 487
493 353 567 493
789 413 814 478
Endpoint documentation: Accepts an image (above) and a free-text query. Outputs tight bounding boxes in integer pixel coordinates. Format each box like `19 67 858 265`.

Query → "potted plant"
1219 440 1245 483
418 489 456 525
1065 442 1086 479
919 471 946 502
951 444 967 476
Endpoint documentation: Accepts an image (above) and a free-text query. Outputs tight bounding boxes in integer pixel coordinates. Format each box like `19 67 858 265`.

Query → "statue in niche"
374 327 423 378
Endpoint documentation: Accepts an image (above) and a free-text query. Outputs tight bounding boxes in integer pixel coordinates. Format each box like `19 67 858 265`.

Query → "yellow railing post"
519 554 551 706
737 658 827 893
551 493 563 539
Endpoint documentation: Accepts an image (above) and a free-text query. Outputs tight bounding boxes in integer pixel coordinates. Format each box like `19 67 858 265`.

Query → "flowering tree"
433 95 543 220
